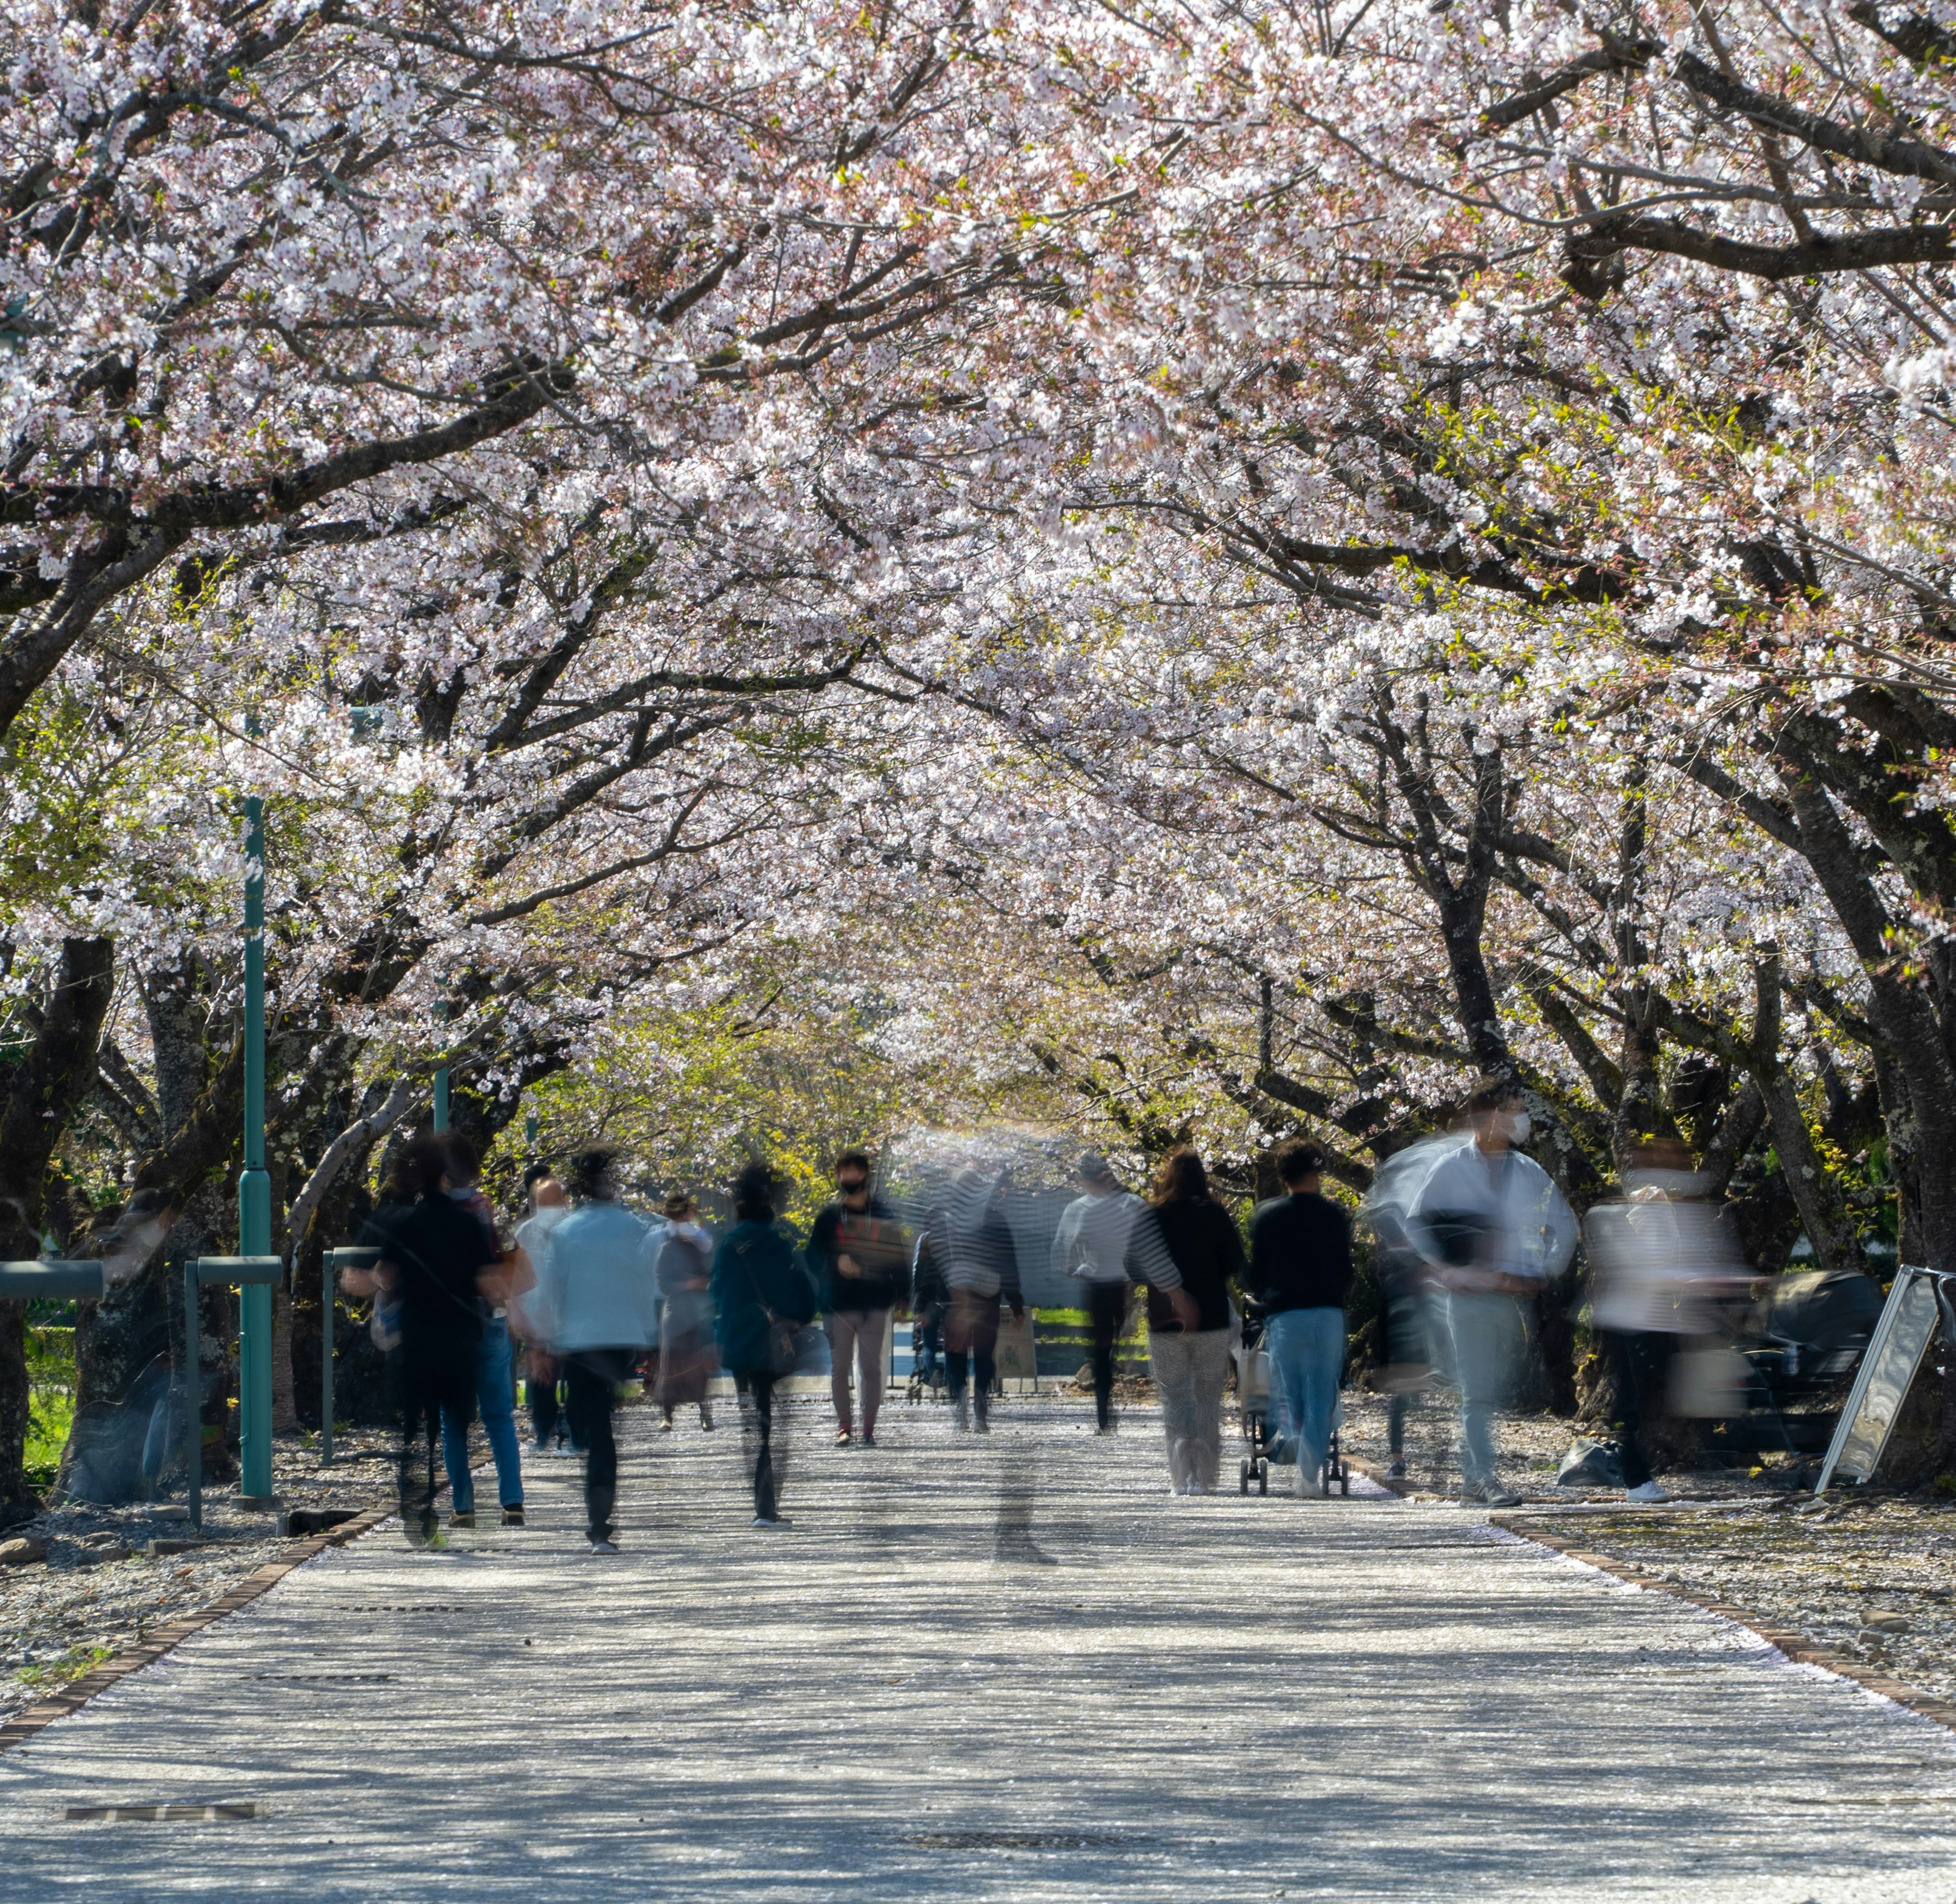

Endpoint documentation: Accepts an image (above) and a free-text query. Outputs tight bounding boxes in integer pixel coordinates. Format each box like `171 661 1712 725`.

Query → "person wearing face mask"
512 1168 573 1455
809 1148 907 1447
1408 1078 1578 1507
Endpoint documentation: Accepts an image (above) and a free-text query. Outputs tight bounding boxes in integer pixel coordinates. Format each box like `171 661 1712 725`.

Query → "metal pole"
184 1259 202 1531
321 1245 335 1468
524 1110 538 1155
238 775 274 1501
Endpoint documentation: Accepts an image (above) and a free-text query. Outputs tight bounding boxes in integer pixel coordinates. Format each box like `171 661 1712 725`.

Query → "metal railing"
0 1261 107 1301
184 1256 282 1528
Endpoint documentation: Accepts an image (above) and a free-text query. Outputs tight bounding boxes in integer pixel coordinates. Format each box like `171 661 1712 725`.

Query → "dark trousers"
1389 1391 1413 1457
528 1355 566 1446
563 1349 633 1541
397 1348 473 1542
1608 1329 1672 1490
945 1288 1002 1417
1085 1280 1129 1429
736 1370 785 1520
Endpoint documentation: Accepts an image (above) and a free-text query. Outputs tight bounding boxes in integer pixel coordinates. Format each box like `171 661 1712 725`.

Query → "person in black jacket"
1248 1139 1353 1497
1130 1147 1241 1494
357 1135 503 1547
808 1147 907 1447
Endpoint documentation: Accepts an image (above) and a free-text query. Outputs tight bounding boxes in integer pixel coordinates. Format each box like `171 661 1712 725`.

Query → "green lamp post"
237 771 274 1501
432 1000 450 1135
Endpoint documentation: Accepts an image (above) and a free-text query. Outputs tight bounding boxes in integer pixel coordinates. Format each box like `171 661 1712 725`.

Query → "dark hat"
1077 1150 1117 1183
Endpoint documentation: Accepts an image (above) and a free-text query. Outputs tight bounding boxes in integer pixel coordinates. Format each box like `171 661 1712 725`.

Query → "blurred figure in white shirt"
1408 1078 1578 1507
1587 1138 1752 1503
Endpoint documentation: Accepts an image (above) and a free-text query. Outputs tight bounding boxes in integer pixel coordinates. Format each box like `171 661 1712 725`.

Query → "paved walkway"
6 1398 1956 1900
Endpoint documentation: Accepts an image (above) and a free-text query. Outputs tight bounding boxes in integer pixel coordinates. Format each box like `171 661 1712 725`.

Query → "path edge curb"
0 1503 397 1756
1491 1512 1956 1735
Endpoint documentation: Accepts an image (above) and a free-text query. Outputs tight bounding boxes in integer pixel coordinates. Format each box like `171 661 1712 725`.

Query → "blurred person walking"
935 1168 1026 1434
909 1226 949 1394
512 1168 572 1455
355 1136 503 1548
1131 1149 1233 1494
1587 1138 1750 1504
437 1136 528 1529
1408 1078 1578 1507
1053 1152 1144 1433
654 1192 717 1431
809 1148 907 1447
1361 1134 1469 1479
526 1148 662 1553
1247 1140 1353 1497
712 1164 820 1527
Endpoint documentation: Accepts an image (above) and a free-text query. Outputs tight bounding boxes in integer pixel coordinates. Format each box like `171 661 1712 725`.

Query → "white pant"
1150 1327 1232 1492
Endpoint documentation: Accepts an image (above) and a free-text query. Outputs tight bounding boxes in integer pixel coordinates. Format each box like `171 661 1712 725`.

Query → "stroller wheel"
1239 1459 1251 1495
1257 1461 1268 1497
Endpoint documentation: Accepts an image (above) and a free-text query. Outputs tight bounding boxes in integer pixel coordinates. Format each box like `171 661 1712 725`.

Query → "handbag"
734 1236 798 1377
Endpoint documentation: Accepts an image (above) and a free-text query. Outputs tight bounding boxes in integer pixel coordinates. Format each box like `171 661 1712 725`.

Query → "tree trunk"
0 938 116 1525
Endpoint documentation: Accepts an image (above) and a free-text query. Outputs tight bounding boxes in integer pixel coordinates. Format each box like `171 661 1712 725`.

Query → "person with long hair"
711 1163 819 1526
1130 1147 1241 1494
525 1148 662 1552
357 1134 503 1547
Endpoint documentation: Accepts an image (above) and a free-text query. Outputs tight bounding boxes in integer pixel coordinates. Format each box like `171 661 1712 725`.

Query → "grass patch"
16 1644 114 1691
25 1322 76 1492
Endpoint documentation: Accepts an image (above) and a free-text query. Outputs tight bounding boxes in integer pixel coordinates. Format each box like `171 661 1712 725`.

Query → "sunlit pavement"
5 1397 1955 1900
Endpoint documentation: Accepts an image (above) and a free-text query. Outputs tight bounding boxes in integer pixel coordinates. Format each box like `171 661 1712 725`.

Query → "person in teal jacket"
711 1163 819 1527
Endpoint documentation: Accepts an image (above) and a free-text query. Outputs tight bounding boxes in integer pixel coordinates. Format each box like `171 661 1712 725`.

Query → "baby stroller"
1236 1309 1350 1496
907 1305 946 1403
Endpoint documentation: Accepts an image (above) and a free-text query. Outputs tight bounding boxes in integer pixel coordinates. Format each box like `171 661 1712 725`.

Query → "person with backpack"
356 1135 503 1548
808 1147 907 1447
1248 1139 1353 1497
711 1163 820 1526
525 1148 663 1553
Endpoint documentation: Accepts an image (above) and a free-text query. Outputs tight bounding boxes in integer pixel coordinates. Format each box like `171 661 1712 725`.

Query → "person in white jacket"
1408 1078 1578 1506
526 1148 662 1552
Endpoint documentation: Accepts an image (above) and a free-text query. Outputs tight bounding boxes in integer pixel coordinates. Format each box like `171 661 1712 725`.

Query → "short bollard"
183 1256 283 1531
319 1248 379 1467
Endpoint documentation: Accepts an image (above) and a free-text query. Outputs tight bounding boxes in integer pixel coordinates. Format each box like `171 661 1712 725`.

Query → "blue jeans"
1436 1291 1526 1485
1265 1307 1345 1481
441 1317 524 1513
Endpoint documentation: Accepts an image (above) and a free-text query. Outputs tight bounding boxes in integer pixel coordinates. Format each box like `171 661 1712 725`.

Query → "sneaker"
588 1538 620 1554
1625 1480 1671 1504
500 1506 526 1527
974 1412 991 1434
861 1430 877 1449
660 1417 674 1433
834 1429 853 1447
1464 1478 1522 1508
1386 1458 1407 1480
751 1515 794 1529
447 1510 476 1530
